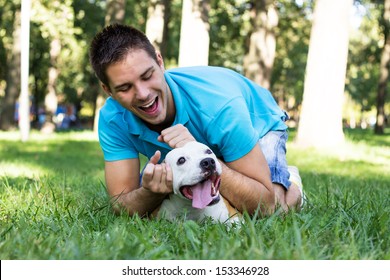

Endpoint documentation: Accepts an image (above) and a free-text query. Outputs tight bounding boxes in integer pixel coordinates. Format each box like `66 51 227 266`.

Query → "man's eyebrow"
113 66 155 91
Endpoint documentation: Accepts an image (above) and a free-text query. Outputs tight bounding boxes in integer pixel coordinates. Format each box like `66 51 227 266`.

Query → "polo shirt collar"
121 105 170 150
165 72 189 126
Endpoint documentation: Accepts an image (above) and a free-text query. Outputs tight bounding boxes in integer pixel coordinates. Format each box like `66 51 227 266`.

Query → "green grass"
0 129 389 260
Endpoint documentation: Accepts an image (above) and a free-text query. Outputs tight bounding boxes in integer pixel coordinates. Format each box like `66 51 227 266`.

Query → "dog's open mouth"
180 173 221 209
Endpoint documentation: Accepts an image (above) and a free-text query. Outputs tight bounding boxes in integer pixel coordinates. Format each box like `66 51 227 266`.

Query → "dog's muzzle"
180 158 222 209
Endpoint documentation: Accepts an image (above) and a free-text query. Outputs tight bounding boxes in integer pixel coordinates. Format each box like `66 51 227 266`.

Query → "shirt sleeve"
98 111 139 161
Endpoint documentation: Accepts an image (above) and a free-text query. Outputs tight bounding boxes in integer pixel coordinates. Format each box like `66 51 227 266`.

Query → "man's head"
89 24 158 86
89 24 175 131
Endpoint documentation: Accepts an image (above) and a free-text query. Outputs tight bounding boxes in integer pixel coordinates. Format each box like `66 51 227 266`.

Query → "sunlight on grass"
0 129 389 260
0 163 47 178
287 131 390 181
0 130 104 179
0 130 99 142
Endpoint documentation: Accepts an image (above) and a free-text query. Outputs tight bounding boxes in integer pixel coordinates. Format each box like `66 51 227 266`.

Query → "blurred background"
0 0 388 147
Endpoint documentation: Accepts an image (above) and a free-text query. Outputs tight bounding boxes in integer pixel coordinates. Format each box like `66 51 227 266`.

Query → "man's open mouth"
180 173 221 209
139 97 158 114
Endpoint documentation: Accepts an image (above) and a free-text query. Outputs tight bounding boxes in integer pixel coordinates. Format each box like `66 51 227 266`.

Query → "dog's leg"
222 197 241 221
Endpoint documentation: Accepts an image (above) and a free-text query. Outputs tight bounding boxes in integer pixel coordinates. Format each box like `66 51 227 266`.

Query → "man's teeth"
141 99 155 109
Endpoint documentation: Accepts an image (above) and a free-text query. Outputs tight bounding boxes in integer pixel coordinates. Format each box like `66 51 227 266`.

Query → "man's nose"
134 82 149 99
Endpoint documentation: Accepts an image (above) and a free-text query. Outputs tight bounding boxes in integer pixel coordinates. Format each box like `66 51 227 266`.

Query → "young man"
89 24 303 217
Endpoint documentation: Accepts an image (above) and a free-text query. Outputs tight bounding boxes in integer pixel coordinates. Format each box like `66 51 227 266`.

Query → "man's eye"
116 85 131 92
177 157 186 165
142 72 153 80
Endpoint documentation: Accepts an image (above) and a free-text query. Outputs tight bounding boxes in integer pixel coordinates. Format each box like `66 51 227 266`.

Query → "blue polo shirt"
98 66 287 163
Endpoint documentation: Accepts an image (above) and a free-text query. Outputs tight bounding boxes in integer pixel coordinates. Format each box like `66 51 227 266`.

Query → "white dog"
156 142 240 224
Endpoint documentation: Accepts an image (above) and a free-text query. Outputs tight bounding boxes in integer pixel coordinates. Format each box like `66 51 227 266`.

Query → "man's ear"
101 83 112 97
156 51 165 70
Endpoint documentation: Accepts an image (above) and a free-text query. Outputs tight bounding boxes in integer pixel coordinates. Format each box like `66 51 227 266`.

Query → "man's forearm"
219 161 275 216
111 187 167 217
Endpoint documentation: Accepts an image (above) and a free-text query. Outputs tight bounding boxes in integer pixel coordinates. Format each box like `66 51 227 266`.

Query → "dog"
155 141 240 224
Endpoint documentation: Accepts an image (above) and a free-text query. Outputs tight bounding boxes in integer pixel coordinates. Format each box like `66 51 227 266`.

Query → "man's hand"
158 124 196 148
141 150 173 194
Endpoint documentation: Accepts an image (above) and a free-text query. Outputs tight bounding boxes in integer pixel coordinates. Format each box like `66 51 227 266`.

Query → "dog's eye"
205 149 213 154
177 157 186 165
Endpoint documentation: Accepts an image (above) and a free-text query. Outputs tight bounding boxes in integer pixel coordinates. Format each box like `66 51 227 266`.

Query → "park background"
0 0 389 260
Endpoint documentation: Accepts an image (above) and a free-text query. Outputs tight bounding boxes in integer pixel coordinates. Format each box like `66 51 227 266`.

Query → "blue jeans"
258 130 291 190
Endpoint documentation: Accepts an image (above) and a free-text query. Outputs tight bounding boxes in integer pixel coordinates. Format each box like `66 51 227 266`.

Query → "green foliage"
0 129 389 259
164 0 183 67
0 0 20 82
0 0 388 127
29 22 50 106
208 0 249 71
272 0 313 109
123 0 149 30
346 1 385 111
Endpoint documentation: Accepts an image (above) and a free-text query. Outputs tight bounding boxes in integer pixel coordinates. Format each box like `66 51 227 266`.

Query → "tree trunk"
243 0 278 90
0 9 21 131
146 0 170 58
296 0 353 148
19 0 32 142
374 0 390 135
93 0 126 133
40 38 61 134
178 0 210 67
105 0 125 25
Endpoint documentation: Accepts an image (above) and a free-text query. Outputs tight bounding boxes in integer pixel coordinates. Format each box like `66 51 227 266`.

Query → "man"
89 24 303 218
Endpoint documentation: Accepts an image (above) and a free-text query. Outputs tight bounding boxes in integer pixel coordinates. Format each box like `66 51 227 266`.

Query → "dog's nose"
200 157 216 171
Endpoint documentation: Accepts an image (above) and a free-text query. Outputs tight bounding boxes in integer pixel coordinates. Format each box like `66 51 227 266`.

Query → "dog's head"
165 141 222 209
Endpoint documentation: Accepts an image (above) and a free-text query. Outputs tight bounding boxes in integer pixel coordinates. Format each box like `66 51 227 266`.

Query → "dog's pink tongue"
191 180 213 209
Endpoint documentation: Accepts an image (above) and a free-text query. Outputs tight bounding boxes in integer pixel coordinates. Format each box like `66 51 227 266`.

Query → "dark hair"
89 24 158 86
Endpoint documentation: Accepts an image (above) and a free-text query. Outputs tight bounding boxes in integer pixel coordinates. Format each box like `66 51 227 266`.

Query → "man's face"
103 49 174 129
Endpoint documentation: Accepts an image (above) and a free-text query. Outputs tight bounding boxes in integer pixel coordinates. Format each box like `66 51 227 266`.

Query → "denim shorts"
258 130 291 190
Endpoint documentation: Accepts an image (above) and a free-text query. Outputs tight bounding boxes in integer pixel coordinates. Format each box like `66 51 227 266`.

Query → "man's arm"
105 151 172 217
219 143 275 216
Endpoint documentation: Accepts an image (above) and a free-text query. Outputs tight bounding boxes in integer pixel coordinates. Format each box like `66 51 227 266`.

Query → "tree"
208 0 249 71
19 0 31 141
30 0 81 133
345 2 380 126
93 0 125 133
296 0 353 148
178 0 210 66
0 2 21 131
375 0 390 134
105 0 125 24
272 0 313 117
146 0 171 58
243 0 278 90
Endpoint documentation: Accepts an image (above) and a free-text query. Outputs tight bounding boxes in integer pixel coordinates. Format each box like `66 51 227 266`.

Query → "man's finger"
141 163 155 186
149 150 161 165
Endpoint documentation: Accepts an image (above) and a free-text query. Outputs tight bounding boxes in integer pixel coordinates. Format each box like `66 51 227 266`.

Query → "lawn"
0 129 389 260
